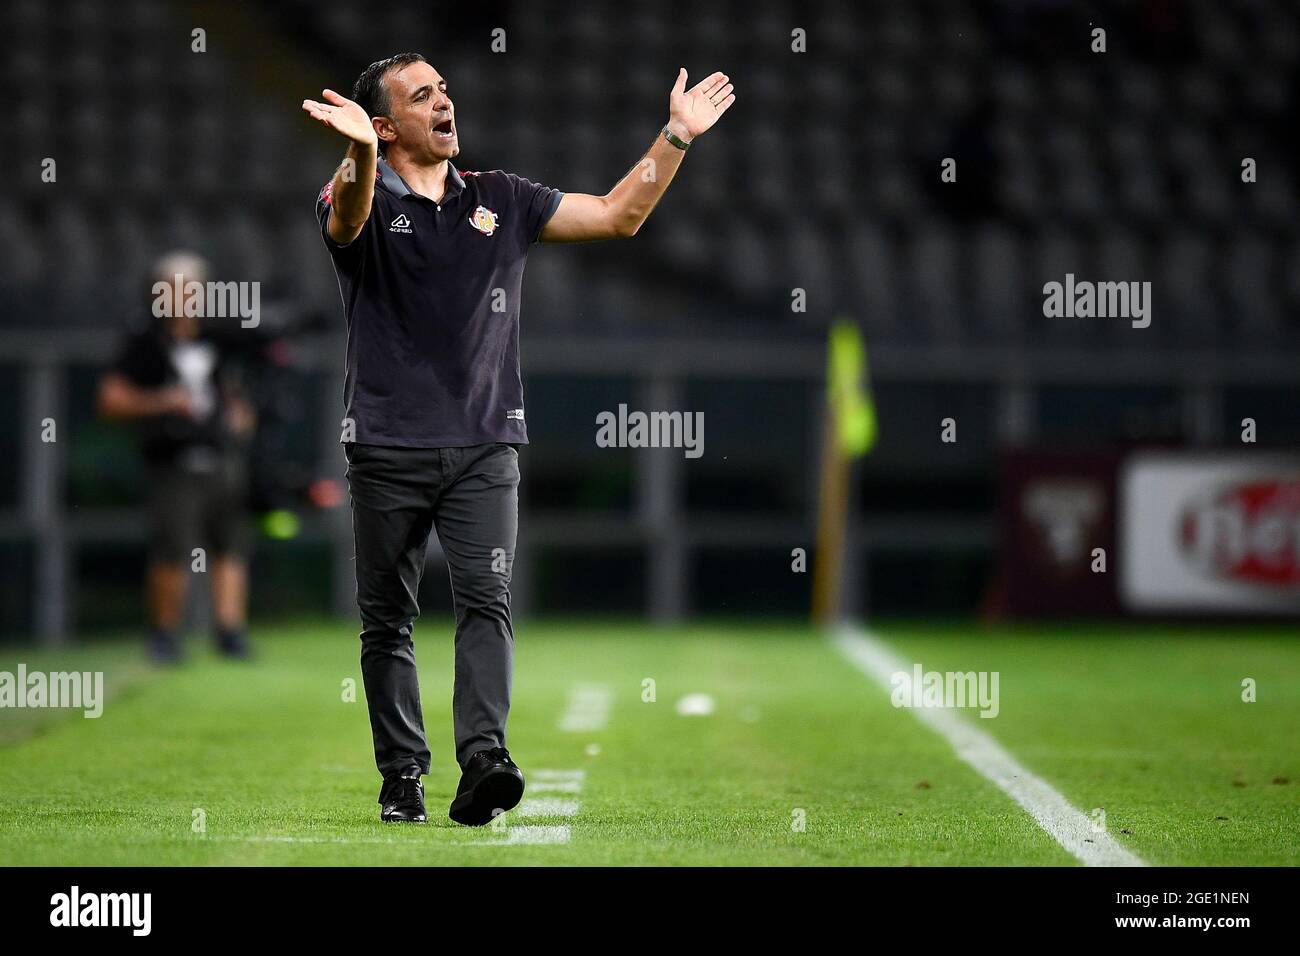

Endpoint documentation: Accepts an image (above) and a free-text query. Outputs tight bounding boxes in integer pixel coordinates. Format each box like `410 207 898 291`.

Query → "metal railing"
5 328 1294 642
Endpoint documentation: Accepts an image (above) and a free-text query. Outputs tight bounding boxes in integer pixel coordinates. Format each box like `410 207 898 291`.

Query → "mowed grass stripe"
832 625 1145 867
2 621 1068 865
878 624 1300 867
524 621 1076 865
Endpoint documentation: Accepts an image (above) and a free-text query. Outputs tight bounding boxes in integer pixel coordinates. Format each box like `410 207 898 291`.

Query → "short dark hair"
351 53 427 155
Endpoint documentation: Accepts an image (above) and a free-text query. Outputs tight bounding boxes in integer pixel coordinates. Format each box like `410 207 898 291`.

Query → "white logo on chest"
389 213 413 234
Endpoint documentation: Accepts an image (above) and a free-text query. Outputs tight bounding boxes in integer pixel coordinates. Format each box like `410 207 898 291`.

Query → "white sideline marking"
207 831 572 847
558 684 611 732
493 825 571 845
831 625 1147 868
516 798 581 817
239 712 594 851
466 767 584 845
533 769 586 781
209 834 421 845
530 780 582 793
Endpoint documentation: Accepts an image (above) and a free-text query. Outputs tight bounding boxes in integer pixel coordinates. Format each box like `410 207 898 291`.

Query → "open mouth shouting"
432 116 455 140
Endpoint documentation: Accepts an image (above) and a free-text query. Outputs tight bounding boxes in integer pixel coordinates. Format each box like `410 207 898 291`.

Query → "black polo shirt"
316 158 562 447
111 324 229 465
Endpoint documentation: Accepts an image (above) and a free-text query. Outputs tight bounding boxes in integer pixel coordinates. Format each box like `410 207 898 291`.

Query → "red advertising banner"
1119 452 1300 614
999 449 1300 618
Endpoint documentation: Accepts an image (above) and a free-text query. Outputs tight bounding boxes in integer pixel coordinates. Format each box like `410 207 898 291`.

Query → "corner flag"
827 320 876 458
813 320 876 625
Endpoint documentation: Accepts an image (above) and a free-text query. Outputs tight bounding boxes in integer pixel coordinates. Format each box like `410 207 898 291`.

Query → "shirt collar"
377 158 465 199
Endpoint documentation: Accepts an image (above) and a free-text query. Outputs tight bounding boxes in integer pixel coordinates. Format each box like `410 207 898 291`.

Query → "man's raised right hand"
302 89 378 147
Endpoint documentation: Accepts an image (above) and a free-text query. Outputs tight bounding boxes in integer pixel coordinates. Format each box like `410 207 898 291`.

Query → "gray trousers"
345 442 519 776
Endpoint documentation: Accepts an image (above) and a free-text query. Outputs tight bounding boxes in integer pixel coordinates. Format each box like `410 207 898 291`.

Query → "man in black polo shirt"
99 251 256 664
303 53 734 825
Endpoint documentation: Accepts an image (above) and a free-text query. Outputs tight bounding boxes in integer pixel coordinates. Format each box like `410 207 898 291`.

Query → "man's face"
380 61 458 162
155 262 206 341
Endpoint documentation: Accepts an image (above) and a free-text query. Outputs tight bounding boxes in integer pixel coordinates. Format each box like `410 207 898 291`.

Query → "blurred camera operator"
97 251 256 663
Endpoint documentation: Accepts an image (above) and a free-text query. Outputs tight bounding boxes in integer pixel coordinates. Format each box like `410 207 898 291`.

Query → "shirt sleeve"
111 333 160 386
315 179 366 268
506 173 564 244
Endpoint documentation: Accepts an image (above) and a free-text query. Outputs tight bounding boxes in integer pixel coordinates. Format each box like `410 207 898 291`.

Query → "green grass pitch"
0 619 1296 866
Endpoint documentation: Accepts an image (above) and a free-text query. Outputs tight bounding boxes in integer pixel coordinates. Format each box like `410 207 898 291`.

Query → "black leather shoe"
379 769 427 823
448 747 525 826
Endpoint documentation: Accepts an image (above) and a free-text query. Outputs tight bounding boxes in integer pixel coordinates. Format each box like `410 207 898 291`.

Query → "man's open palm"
668 69 736 140
302 89 377 147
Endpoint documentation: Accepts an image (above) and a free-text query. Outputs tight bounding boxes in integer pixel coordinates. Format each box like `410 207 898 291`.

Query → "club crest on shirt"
469 205 499 236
